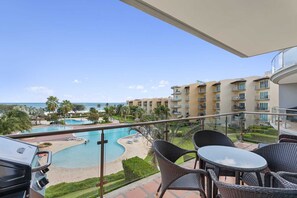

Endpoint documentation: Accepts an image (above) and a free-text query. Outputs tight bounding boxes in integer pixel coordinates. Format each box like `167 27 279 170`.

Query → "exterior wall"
126 98 169 115
189 83 199 116
279 83 297 108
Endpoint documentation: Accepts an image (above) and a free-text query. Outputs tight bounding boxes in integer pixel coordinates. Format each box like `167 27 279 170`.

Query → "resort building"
127 98 169 114
169 74 279 123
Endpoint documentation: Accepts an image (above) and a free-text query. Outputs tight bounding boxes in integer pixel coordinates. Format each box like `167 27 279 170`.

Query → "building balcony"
214 97 220 101
255 107 269 112
171 91 181 95
198 105 206 110
172 111 181 115
171 105 181 109
271 47 297 84
232 87 246 92
255 95 270 101
232 106 246 111
198 98 206 102
213 89 220 93
255 85 270 90
185 97 190 102
232 96 246 101
213 106 220 110
171 98 181 102
198 89 206 94
185 104 189 109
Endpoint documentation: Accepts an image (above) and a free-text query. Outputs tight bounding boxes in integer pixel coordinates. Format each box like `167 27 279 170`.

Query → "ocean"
0 102 125 110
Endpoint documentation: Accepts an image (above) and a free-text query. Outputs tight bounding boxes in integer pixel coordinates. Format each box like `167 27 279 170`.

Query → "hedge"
243 132 278 143
122 156 158 182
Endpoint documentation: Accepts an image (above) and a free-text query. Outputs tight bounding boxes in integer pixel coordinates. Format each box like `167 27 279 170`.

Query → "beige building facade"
127 98 169 114
170 75 279 123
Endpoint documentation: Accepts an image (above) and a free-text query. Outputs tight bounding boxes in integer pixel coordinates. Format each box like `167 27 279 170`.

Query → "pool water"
26 126 72 133
64 119 93 125
52 128 136 168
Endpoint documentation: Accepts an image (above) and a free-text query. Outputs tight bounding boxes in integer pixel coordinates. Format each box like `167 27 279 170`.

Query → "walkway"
105 142 257 198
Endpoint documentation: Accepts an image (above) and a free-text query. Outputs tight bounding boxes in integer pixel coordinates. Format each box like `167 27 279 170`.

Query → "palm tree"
46 96 59 120
120 106 130 121
135 107 145 120
0 109 32 135
60 100 73 119
154 105 170 120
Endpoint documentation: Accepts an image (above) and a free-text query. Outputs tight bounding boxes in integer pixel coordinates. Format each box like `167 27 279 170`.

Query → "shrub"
175 131 183 137
122 156 158 182
243 132 278 143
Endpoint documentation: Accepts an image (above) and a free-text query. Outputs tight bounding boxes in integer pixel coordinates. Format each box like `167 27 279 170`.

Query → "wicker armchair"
279 134 297 143
242 143 297 186
209 169 297 198
153 140 208 198
277 171 297 185
192 130 235 176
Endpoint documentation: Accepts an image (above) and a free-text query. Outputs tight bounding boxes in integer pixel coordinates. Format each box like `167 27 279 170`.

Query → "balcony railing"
233 106 246 111
232 96 246 101
255 85 270 90
198 89 206 94
255 107 269 112
171 91 181 95
198 105 206 110
232 87 246 92
214 97 220 101
213 89 220 93
272 46 297 73
198 97 206 102
185 97 190 101
255 95 270 101
171 105 181 109
171 98 181 102
6 111 297 198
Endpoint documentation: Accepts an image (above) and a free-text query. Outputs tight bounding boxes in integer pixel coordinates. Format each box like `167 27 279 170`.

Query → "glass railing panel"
19 131 101 198
241 114 279 144
283 47 297 68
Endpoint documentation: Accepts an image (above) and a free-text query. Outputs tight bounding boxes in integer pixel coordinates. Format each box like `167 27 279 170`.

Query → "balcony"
213 89 220 93
214 96 220 101
198 105 206 110
6 110 297 198
255 95 270 101
271 47 297 84
232 87 246 92
171 105 181 109
255 107 270 112
172 111 182 115
232 105 246 111
198 97 206 102
198 89 206 94
232 96 246 101
171 98 181 102
185 97 190 102
255 85 270 90
172 91 181 95
185 104 189 109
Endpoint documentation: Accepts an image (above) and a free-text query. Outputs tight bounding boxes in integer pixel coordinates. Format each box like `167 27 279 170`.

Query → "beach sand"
39 135 151 186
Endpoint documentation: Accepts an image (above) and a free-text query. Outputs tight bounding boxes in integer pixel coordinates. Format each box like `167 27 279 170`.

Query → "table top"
197 145 267 172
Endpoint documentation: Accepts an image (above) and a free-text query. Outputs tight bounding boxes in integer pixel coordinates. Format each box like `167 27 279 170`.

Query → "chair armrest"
183 166 208 176
267 172 297 188
277 171 297 184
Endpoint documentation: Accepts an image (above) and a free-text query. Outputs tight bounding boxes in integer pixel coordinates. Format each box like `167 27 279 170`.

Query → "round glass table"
198 145 267 197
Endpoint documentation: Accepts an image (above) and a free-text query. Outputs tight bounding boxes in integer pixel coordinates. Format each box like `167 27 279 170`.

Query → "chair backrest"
192 130 235 150
254 143 297 172
209 169 297 198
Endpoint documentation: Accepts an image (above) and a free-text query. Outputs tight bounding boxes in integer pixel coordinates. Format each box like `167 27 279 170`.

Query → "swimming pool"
52 128 136 168
64 119 93 125
26 125 73 133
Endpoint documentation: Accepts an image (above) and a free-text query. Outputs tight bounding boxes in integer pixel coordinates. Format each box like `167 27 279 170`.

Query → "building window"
260 92 268 99
239 93 245 99
239 103 245 109
238 82 246 90
216 103 220 109
259 103 268 110
260 80 269 89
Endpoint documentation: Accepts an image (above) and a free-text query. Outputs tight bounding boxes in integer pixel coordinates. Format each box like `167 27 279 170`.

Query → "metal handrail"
7 111 297 139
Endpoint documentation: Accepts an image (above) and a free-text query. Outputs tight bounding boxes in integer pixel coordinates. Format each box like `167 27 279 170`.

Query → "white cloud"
141 90 148 93
151 80 169 89
73 79 81 84
128 85 144 90
26 86 54 95
158 80 169 87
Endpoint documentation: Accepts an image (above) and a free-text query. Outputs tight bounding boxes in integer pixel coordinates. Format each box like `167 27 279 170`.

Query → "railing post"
164 123 169 141
97 130 108 198
201 119 205 130
225 116 228 136
277 115 281 135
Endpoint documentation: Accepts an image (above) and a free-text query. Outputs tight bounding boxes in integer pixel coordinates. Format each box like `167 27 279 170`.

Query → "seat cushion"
168 173 203 190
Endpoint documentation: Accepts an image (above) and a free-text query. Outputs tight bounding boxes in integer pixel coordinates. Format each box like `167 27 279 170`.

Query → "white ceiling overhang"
121 0 297 57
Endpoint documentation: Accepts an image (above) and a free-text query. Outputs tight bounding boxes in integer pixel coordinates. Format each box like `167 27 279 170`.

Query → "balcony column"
97 130 108 198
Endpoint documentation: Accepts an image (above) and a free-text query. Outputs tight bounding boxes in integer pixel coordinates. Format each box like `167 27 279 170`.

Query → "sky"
0 0 277 103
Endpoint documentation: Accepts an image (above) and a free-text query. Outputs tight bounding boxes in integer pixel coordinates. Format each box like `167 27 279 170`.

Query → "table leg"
256 172 263 186
213 167 220 198
235 171 240 185
200 159 205 189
